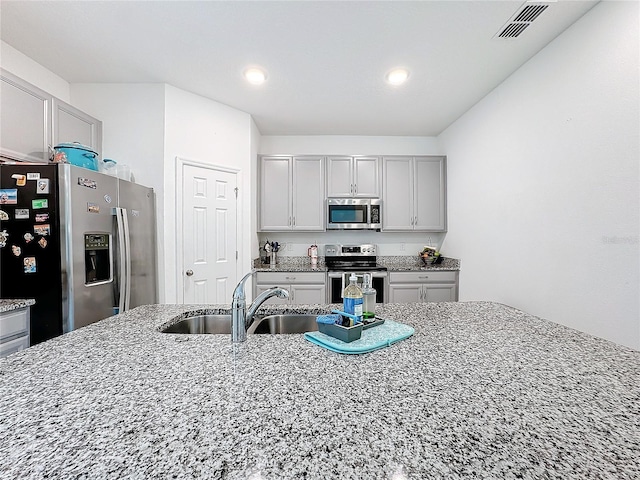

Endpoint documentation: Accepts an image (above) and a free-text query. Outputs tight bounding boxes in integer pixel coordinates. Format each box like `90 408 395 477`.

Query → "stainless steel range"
325 244 387 304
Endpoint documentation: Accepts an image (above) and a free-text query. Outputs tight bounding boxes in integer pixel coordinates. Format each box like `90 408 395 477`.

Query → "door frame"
175 156 241 303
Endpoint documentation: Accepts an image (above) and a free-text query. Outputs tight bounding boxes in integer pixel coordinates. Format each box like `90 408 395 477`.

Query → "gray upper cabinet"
0 70 52 162
0 69 102 162
414 157 446 230
292 156 325 230
382 155 447 231
53 98 102 154
327 156 379 197
259 155 325 231
260 156 291 230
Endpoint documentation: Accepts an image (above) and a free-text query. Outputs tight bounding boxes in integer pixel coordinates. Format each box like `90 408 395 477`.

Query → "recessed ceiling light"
244 67 267 85
385 68 410 86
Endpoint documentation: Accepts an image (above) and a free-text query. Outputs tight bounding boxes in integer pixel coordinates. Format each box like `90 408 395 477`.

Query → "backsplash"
257 231 447 257
253 256 326 269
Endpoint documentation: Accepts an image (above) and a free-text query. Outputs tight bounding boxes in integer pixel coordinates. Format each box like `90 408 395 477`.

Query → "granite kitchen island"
0 302 638 479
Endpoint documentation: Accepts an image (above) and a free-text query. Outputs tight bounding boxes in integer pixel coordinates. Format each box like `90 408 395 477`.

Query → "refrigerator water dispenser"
84 233 112 285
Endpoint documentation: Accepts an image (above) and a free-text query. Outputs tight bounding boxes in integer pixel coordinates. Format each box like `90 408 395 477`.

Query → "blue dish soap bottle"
342 273 363 326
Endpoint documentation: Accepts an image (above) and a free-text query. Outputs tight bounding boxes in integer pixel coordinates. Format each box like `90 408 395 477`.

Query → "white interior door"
180 161 238 304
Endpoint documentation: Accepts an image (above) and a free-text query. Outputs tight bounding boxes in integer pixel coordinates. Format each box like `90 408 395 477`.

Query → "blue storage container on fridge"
53 142 99 171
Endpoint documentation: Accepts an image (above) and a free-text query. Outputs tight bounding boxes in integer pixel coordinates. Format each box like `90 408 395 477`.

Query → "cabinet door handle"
285 276 296 280
410 217 414 225
354 184 357 195
418 276 430 279
185 269 194 277
414 216 418 225
288 217 291 226
293 217 296 226
350 184 353 194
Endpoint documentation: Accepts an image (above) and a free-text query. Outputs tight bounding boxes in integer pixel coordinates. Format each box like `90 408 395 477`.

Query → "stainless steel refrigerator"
0 163 157 345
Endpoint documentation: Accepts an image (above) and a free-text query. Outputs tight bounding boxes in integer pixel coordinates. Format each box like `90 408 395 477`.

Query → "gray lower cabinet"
0 69 102 162
382 156 446 231
0 307 30 358
388 271 458 303
254 272 326 305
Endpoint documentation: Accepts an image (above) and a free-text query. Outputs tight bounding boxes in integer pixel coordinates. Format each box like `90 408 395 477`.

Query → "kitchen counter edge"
0 299 35 313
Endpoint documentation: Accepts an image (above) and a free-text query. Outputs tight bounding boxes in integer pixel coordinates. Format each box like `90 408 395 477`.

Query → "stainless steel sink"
161 314 232 334
162 313 323 335
248 314 319 334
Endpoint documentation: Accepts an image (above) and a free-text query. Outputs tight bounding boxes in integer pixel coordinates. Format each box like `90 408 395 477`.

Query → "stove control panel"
325 244 377 256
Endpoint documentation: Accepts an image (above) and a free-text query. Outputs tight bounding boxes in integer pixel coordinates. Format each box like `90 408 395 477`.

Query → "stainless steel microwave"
326 198 381 230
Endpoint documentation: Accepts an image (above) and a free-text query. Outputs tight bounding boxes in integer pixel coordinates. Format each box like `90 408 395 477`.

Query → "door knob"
186 269 194 276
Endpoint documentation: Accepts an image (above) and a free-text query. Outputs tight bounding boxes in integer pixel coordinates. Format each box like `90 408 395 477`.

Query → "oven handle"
327 271 387 278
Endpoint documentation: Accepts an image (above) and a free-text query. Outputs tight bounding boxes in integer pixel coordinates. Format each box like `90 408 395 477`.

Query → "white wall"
258 135 446 257
71 84 256 304
163 85 254 303
70 83 167 301
1 41 70 102
71 84 166 191
438 1 640 349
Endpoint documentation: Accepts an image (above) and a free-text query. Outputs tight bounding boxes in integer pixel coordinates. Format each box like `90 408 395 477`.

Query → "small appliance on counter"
307 244 318 267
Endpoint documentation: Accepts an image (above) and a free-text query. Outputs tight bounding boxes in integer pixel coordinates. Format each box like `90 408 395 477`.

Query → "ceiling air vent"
496 2 550 39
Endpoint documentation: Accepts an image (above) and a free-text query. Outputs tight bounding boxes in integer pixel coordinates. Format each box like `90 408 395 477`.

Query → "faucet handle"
233 272 254 301
277 287 290 299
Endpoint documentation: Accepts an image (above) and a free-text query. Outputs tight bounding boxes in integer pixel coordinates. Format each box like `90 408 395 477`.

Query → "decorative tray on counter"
317 316 386 342
306 318 414 354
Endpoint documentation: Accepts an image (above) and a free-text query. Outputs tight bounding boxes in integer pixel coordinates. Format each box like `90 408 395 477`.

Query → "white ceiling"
0 1 598 136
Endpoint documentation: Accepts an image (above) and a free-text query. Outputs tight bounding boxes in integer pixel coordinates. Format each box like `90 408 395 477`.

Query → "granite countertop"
253 263 329 273
1 301 638 479
0 299 35 313
382 256 460 271
253 256 460 272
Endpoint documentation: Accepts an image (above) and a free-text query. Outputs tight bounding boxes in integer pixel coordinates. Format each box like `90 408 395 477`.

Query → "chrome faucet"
231 272 289 342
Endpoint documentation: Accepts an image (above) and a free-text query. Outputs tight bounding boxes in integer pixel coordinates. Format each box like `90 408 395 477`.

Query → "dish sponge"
316 314 340 325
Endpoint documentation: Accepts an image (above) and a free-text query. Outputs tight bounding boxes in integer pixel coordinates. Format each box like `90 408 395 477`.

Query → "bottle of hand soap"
362 273 376 319
342 273 363 325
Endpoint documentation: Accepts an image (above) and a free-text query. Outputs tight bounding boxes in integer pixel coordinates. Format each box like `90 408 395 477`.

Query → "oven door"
328 272 345 304
328 271 386 304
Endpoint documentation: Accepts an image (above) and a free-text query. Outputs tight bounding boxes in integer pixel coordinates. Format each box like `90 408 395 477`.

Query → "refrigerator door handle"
115 207 127 314
121 208 132 312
